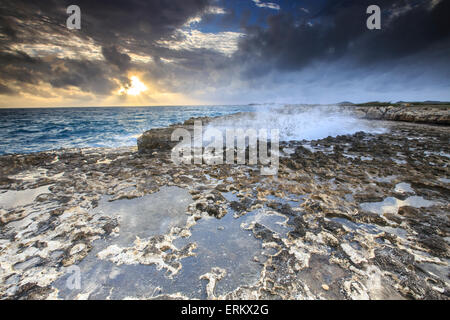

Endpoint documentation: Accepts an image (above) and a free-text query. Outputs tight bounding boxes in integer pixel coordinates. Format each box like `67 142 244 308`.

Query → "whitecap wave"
207 105 388 141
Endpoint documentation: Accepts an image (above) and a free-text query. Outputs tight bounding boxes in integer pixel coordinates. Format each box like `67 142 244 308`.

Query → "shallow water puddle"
0 185 51 209
394 182 414 194
266 194 304 208
417 260 450 287
222 191 239 202
54 240 172 299
92 186 192 246
371 175 397 183
329 217 381 235
53 186 193 299
378 225 409 240
172 209 265 298
52 187 275 299
360 196 435 215
250 211 291 237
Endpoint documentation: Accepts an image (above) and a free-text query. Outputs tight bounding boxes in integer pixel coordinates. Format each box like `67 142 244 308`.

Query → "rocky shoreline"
137 105 449 155
351 105 450 125
0 107 449 300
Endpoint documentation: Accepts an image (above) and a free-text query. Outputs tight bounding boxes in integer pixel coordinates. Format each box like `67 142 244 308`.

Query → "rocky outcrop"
137 116 215 154
137 113 246 154
137 127 179 154
351 105 450 125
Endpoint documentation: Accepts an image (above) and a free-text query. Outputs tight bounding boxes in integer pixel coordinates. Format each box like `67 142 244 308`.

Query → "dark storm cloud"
48 60 118 95
101 46 131 72
0 15 17 41
237 0 450 77
0 50 119 95
0 0 212 43
0 0 214 96
0 51 48 85
0 0 449 103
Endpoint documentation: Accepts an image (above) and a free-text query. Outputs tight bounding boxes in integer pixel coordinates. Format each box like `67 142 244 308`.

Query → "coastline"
0 105 449 300
351 105 450 125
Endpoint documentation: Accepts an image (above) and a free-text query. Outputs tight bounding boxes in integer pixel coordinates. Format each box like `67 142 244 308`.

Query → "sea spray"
206 105 387 142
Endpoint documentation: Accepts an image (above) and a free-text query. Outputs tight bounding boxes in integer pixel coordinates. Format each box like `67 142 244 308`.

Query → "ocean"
0 105 254 155
0 105 387 155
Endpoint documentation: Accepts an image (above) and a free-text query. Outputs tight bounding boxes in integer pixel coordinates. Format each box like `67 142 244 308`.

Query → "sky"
0 0 449 107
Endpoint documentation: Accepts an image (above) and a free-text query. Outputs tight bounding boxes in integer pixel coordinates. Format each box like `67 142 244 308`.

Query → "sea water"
0 104 387 155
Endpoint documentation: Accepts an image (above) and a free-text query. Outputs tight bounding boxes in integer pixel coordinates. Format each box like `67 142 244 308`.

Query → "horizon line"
0 101 449 109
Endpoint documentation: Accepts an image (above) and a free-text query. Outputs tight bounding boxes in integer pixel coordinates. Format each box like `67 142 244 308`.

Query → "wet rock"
34 216 60 236
418 235 449 258
373 247 446 299
353 211 388 226
1 113 449 300
230 198 253 216
397 206 420 218
383 212 403 224
137 127 180 154
101 218 119 235
352 105 450 125
267 202 296 216
9 283 52 300
252 223 281 244
199 267 227 300
340 243 367 265
49 208 65 216
206 204 225 219
14 257 42 271
320 218 345 235
288 216 307 239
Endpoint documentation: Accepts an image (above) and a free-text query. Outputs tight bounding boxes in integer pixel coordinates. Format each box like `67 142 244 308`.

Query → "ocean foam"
207 105 387 142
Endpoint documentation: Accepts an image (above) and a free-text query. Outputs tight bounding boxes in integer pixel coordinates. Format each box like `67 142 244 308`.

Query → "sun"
118 76 148 96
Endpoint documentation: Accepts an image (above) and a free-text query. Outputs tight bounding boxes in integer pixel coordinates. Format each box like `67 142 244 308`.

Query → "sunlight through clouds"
118 76 148 96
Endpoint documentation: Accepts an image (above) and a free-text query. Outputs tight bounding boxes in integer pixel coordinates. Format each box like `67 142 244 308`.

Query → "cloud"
252 0 280 11
101 46 131 72
0 83 15 95
237 0 450 75
184 6 227 27
0 0 449 106
157 29 244 57
0 0 217 102
8 36 104 61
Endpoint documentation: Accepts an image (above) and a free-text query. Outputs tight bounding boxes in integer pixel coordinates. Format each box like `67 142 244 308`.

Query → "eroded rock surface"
0 117 448 300
351 105 450 125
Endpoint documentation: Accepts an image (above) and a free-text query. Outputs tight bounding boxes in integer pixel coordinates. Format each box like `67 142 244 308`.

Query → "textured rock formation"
351 105 450 125
1 111 448 300
137 127 179 154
